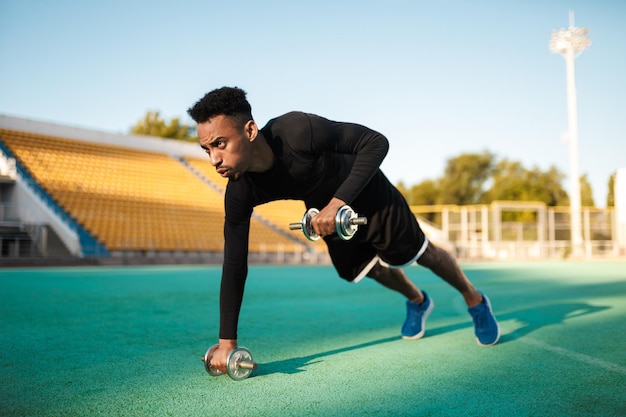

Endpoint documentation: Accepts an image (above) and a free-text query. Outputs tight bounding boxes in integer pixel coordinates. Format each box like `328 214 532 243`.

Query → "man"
188 87 500 372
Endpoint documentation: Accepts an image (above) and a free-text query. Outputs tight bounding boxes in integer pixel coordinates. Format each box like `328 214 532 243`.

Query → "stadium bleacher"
0 127 321 259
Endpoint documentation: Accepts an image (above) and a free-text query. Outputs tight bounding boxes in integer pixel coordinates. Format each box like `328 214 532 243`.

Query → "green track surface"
1 262 624 416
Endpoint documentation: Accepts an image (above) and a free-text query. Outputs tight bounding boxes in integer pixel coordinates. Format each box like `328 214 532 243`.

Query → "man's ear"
245 120 258 142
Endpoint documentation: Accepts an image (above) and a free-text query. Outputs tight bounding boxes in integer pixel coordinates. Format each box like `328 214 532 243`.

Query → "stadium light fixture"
549 11 590 257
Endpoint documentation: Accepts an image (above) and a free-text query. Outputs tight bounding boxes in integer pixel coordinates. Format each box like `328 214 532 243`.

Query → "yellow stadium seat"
1 129 319 255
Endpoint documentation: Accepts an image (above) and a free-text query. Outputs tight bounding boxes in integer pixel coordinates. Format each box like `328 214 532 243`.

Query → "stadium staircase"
0 133 109 257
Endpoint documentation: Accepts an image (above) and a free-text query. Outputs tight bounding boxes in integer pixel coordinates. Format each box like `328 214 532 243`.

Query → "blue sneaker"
401 292 434 340
468 293 500 346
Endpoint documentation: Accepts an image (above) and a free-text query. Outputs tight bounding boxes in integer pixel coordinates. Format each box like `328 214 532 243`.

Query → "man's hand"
210 339 238 373
311 197 347 238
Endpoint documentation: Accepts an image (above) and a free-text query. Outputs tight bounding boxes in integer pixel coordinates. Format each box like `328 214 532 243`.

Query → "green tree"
130 111 195 141
607 172 616 207
482 159 526 202
580 173 595 207
484 160 568 206
396 181 409 199
528 166 569 206
409 179 440 206
396 151 573 215
437 151 494 205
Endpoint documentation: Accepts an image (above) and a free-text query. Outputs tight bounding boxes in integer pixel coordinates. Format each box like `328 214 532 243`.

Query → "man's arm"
308 114 389 204
210 185 252 371
220 187 253 340
307 114 389 236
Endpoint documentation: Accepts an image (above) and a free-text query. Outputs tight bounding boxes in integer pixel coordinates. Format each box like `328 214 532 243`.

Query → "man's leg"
366 263 433 340
417 242 500 345
416 243 482 307
365 243 500 345
364 245 481 307
365 262 423 303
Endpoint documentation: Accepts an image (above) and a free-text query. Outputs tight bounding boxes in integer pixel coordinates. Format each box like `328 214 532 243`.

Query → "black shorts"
322 172 428 282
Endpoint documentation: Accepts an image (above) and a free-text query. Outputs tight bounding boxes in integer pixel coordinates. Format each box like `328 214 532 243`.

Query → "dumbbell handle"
289 222 304 230
238 360 259 370
289 216 367 230
199 356 257 370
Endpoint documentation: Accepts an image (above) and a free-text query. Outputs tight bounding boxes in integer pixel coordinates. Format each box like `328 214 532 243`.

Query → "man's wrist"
219 338 237 349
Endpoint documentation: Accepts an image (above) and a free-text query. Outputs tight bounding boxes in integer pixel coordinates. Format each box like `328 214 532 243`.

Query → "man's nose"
209 151 221 167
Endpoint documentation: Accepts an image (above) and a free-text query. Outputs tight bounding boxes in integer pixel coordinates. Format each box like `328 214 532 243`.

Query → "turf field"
1 262 624 417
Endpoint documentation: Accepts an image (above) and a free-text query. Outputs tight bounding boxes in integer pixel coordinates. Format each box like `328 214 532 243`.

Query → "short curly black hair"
187 86 253 127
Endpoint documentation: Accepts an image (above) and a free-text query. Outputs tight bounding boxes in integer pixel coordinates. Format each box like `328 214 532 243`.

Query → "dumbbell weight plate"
226 347 255 381
302 208 320 241
202 344 224 376
336 205 358 240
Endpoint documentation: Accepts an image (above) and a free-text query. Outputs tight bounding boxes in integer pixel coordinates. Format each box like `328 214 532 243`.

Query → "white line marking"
521 337 626 375
438 298 624 375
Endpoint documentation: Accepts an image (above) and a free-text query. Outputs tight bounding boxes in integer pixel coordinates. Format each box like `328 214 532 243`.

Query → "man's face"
197 115 253 181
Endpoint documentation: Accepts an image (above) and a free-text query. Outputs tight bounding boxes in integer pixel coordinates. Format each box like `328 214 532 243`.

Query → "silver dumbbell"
289 205 367 241
201 345 258 381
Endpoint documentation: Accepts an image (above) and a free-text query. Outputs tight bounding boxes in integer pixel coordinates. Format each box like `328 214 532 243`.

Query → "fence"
2 200 620 262
411 201 619 260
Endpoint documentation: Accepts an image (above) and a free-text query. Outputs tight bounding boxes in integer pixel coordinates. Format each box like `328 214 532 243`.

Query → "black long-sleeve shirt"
219 111 389 339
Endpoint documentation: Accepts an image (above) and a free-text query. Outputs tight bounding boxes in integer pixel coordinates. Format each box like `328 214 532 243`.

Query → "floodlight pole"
549 11 590 257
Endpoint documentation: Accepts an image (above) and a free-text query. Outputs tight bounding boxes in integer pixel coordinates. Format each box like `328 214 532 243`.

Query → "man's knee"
366 262 387 279
417 243 442 268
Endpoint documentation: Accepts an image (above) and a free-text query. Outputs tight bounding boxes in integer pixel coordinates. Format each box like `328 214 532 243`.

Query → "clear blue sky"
1 0 624 207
